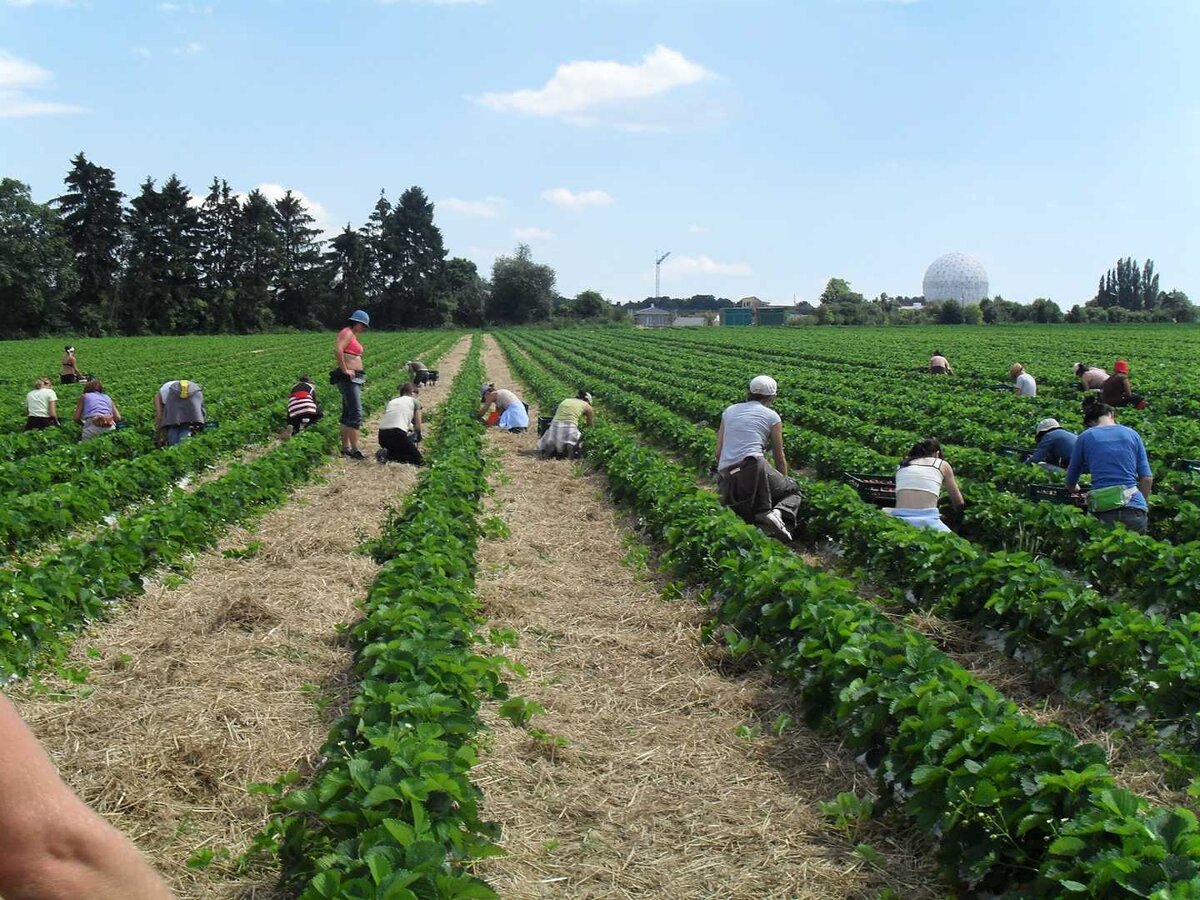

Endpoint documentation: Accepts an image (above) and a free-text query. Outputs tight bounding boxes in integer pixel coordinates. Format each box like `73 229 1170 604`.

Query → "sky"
2 0 1198 307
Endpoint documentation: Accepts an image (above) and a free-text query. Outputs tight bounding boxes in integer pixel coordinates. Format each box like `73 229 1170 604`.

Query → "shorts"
25 416 56 430
61 374 80 384
338 377 363 428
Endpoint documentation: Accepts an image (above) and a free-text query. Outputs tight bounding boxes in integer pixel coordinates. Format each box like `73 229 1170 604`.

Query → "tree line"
0 153 613 338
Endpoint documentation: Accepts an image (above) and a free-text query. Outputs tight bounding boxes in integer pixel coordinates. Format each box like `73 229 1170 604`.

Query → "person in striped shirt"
287 375 323 435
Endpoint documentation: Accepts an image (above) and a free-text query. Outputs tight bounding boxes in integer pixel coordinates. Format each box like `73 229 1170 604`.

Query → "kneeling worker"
887 438 966 533
155 379 206 447
1025 417 1077 475
716 375 801 542
376 382 424 465
479 384 530 432
537 391 594 459
287 374 322 434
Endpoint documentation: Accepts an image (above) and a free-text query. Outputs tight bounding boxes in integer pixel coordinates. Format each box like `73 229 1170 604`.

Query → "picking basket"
998 444 1032 459
1176 458 1200 472
1028 484 1088 510
846 472 897 507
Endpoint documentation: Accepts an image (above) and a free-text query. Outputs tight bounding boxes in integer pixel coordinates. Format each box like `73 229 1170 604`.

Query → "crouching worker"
479 384 530 433
406 360 431 385
1025 417 1077 475
538 391 594 459
74 379 121 441
25 377 59 429
155 379 205 447
376 382 424 465
716 375 801 542
886 438 965 533
287 375 323 435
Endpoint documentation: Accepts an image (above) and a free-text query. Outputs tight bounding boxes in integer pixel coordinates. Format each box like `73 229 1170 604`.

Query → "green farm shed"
720 308 753 326
756 307 787 326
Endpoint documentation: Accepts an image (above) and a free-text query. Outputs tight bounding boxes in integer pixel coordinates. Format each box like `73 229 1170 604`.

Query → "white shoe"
763 509 793 542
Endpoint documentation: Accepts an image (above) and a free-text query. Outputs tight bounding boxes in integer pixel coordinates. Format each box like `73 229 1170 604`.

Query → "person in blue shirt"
1065 399 1153 533
1024 417 1077 475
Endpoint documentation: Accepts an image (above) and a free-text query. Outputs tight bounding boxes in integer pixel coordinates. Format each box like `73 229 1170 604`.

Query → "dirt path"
469 336 939 899
7 335 471 899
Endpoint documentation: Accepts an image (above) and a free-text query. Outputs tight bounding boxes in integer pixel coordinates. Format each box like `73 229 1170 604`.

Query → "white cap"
1035 417 1060 437
749 375 777 396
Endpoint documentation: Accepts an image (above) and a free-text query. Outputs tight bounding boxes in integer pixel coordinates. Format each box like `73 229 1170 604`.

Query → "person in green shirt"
537 391 595 458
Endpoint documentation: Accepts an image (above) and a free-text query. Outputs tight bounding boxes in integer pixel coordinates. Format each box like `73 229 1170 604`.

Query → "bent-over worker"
1074 363 1108 391
25 377 59 430
886 438 966 533
1025 417 1077 475
155 379 205 447
1066 398 1153 533
537 391 594 458
376 382 424 466
74 379 121 441
1101 360 1146 410
287 375 322 435
928 350 953 375
479 384 529 432
1010 363 1037 397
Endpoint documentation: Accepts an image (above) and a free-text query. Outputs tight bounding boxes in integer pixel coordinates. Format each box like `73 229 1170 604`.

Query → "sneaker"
762 509 793 542
375 449 388 465
344 449 366 460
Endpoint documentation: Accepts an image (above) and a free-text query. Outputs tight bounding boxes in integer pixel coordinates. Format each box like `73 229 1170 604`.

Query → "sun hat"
348 309 370 327
1114 359 1130 374
1035 417 1060 438
749 375 778 396
480 382 494 400
1010 363 1025 377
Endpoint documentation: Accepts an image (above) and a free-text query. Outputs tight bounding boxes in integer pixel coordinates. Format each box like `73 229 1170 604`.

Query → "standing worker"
376 382 424 466
1101 360 1146 409
0 695 174 899
73 379 121 441
537 390 594 459
25 377 59 430
1074 363 1108 391
286 374 322 435
1010 363 1037 397
61 345 82 384
479 384 530 433
715 375 802 542
928 350 953 375
887 438 966 533
333 310 369 459
1024 417 1077 474
154 379 206 447
1066 398 1153 533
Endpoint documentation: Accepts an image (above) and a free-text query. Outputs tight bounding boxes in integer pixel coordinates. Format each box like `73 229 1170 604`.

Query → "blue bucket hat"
348 309 370 327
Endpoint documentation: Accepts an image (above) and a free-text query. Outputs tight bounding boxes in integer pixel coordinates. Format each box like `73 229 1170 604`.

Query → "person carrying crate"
886 438 966 533
1065 398 1153 533
537 391 594 459
716 375 801 542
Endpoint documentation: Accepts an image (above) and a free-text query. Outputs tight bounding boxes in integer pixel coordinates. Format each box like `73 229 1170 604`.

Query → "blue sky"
3 0 1198 307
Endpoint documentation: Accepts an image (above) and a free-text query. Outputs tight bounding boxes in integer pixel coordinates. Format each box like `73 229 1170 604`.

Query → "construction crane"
655 250 671 301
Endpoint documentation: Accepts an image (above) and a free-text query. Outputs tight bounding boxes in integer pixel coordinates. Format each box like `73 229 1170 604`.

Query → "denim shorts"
338 378 363 428
1094 506 1148 534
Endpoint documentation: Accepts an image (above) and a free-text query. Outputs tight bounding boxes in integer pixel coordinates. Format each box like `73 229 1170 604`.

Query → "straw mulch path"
470 336 941 899
6 335 471 899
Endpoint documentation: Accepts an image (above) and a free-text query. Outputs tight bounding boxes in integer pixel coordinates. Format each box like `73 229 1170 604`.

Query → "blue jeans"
166 425 193 446
338 378 363 428
1094 507 1148 534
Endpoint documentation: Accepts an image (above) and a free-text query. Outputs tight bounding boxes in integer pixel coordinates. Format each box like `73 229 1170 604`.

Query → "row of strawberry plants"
501 335 1200 897
0 336 449 676
522 330 1200 606
262 335 510 899
505 331 1200 743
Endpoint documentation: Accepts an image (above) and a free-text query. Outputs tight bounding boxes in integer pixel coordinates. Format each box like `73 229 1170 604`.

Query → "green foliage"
0 178 78 337
488 244 556 324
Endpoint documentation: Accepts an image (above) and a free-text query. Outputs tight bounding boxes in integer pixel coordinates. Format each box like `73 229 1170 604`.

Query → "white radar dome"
922 253 989 303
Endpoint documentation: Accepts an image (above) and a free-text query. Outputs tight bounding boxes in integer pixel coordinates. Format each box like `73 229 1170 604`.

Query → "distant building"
633 305 673 327
672 315 706 327
923 253 989 303
737 296 764 309
720 307 754 326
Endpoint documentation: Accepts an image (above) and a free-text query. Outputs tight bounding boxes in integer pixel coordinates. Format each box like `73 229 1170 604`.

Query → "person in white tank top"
887 438 965 533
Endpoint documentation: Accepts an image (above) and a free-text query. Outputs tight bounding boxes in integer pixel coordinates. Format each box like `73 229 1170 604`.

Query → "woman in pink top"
1074 363 1108 391
333 310 370 459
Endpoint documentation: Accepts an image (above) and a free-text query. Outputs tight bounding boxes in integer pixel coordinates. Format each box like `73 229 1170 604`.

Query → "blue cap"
348 309 370 327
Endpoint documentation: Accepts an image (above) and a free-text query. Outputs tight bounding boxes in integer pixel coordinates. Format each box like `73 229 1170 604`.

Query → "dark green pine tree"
360 191 391 311
379 186 449 327
232 189 281 332
55 152 126 334
195 178 242 333
324 225 370 325
0 178 79 337
272 190 324 328
122 175 200 334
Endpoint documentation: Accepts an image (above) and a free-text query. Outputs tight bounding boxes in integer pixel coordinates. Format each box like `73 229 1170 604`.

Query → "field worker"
155 379 206 447
928 350 953 375
286 374 322 435
405 359 431 385
376 382 424 466
537 390 595 459
1024 417 1077 475
25 377 59 430
73 379 120 441
886 438 966 533
479 384 530 433
1074 362 1108 391
715 375 802 542
0 696 174 899
1010 363 1037 397
1066 398 1153 533
61 344 82 384
333 310 370 459
1101 359 1147 410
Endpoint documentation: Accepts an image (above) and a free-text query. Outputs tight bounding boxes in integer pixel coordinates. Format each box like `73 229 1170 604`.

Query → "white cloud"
475 45 713 128
253 183 330 229
514 226 552 241
171 41 205 56
662 255 751 277
438 195 505 217
687 224 707 233
541 187 613 210
0 50 82 118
